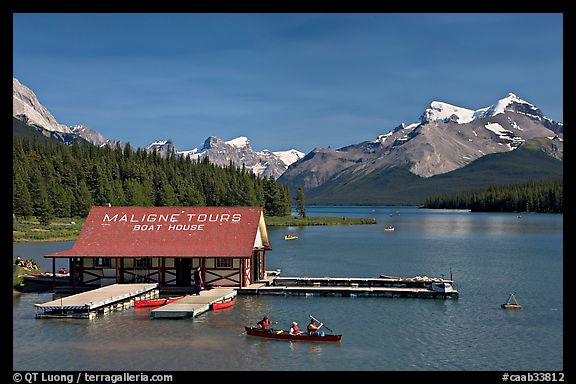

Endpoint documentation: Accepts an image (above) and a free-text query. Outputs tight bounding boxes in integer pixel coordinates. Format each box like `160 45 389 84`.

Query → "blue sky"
13 13 563 153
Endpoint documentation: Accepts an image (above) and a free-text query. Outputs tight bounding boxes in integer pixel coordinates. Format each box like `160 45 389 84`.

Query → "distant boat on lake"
501 293 522 309
284 234 298 240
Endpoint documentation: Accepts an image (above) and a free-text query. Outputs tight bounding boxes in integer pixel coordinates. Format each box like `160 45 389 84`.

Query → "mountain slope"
13 77 303 179
279 93 563 203
304 141 563 205
160 136 305 179
12 117 89 146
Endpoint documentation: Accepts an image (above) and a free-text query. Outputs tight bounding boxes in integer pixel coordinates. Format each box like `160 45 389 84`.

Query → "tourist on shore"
193 268 203 295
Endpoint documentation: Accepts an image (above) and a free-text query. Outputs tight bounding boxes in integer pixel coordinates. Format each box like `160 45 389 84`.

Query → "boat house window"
94 258 111 268
216 257 233 269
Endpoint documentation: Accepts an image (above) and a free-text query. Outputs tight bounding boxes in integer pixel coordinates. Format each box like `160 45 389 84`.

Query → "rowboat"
284 234 298 240
212 297 235 310
244 326 342 342
135 295 186 308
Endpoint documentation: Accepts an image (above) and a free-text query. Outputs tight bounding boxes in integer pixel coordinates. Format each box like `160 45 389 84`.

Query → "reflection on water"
13 207 562 371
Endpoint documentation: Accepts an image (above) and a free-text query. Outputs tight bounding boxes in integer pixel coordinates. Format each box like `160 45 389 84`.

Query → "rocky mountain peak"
13 78 71 134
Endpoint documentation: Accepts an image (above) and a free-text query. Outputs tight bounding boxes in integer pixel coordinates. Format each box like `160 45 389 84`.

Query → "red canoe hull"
135 295 185 308
212 298 235 310
244 326 342 342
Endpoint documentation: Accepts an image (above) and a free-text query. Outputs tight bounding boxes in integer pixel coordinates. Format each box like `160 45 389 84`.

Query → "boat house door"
252 253 260 283
175 258 192 286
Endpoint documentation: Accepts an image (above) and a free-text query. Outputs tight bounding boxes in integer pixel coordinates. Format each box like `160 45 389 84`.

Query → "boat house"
46 206 272 290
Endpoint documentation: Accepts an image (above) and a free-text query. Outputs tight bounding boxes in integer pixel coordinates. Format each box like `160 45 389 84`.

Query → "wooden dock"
150 288 237 319
237 275 458 299
34 283 158 319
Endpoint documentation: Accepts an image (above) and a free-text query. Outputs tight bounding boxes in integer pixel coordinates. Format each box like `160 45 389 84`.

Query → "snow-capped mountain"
279 93 563 191
148 136 305 179
13 77 303 178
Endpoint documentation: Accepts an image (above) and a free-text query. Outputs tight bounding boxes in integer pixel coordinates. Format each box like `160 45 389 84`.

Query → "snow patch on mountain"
487 93 537 116
272 149 305 166
422 101 476 124
226 136 250 148
419 93 549 127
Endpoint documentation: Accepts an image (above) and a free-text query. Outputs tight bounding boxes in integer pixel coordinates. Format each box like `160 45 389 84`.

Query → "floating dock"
237 275 458 299
150 288 237 319
34 283 159 319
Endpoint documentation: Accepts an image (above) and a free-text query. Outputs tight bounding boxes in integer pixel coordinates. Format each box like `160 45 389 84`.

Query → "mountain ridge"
278 92 563 202
12 77 303 179
13 76 562 203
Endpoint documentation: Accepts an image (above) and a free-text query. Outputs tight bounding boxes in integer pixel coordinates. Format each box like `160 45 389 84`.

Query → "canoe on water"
135 295 186 308
212 298 235 310
244 326 342 342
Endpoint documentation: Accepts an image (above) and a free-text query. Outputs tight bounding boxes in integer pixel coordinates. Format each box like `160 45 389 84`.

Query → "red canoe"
244 326 342 342
212 298 236 310
135 295 186 308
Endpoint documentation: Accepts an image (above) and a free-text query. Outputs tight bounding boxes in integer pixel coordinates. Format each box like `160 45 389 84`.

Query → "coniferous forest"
422 179 562 213
13 137 292 225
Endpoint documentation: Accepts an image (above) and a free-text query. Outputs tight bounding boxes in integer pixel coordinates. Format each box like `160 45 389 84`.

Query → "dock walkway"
151 288 237 319
238 275 458 299
35 283 158 319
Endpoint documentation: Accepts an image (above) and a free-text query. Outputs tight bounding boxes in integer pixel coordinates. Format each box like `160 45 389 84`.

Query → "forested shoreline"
13 137 292 225
422 179 562 213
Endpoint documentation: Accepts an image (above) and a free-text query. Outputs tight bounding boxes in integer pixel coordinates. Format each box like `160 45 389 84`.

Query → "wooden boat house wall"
45 206 272 289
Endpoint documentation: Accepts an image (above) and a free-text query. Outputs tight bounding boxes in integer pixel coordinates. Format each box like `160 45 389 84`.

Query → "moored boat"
212 297 235 310
501 293 522 309
244 326 342 342
22 272 70 285
135 295 186 308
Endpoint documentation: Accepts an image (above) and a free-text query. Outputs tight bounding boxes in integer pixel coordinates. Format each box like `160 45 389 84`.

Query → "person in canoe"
289 321 302 335
307 318 325 336
257 315 277 332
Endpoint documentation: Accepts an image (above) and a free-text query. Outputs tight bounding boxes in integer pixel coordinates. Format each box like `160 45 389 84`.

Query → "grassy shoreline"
13 215 375 243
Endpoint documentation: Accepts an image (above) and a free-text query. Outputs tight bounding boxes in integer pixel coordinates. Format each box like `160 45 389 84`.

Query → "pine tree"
296 187 306 218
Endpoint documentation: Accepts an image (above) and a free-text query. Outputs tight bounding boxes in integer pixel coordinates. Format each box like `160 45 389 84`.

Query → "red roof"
47 206 271 258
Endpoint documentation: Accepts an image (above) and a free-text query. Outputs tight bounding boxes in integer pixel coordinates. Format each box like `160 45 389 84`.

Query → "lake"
13 206 563 374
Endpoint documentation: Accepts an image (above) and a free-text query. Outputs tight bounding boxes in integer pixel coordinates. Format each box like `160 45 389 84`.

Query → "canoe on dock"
244 326 342 342
135 295 186 308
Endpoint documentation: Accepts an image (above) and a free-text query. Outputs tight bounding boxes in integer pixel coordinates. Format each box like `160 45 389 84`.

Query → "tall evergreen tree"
13 173 33 218
296 187 306 218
